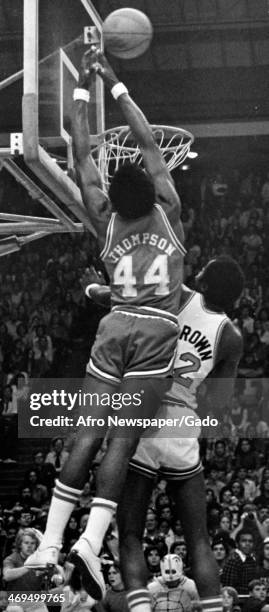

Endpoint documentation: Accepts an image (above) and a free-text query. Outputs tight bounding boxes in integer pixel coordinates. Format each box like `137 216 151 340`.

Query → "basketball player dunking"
25 49 185 606
86 255 244 612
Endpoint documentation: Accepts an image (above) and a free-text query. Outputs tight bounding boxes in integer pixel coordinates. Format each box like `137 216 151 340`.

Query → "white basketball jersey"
165 290 228 410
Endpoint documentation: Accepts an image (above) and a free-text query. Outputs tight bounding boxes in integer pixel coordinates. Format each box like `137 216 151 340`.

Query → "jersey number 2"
113 254 170 297
174 352 201 388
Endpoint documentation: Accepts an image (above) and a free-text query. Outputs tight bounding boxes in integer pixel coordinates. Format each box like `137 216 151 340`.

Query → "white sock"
40 480 82 550
83 497 117 555
127 589 152 612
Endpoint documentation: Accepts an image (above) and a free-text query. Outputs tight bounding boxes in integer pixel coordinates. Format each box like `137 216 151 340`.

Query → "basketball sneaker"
69 537 106 600
24 546 59 570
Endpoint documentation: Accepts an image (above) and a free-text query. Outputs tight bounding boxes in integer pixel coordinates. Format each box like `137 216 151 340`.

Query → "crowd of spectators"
0 170 107 461
178 167 269 379
1 164 269 610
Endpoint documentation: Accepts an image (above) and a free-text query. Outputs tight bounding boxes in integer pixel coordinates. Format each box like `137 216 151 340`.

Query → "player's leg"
168 472 221 610
118 468 155 612
25 375 117 569
93 376 170 499
80 376 169 552
75 376 167 599
69 314 174 598
85 312 175 505
94 312 177 504
25 310 124 577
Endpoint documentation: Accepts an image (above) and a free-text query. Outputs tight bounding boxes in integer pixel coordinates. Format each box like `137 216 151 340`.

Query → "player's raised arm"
92 50 182 228
72 52 111 248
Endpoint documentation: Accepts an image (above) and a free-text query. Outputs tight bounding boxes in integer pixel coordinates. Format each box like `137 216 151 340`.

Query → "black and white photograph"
1 2 269 612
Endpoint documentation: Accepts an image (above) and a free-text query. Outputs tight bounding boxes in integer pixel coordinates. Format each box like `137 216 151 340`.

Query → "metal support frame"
0 158 83 258
3 159 79 231
0 222 83 235
0 233 52 256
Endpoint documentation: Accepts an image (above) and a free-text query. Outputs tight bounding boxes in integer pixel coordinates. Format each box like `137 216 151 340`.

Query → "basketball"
103 8 153 59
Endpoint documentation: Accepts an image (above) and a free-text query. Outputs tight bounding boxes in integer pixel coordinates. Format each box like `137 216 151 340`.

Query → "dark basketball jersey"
100 204 185 316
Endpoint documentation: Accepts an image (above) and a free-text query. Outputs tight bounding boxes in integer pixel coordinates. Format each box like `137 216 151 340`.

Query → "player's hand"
85 48 119 89
51 572 64 586
80 266 105 291
78 48 99 89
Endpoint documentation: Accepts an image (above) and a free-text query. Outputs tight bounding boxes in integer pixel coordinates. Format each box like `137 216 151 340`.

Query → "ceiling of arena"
94 0 269 126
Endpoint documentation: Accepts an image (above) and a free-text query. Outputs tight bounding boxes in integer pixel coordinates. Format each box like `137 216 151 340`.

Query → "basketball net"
92 124 194 188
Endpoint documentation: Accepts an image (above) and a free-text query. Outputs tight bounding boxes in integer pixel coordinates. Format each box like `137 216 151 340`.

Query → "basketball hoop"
93 125 194 187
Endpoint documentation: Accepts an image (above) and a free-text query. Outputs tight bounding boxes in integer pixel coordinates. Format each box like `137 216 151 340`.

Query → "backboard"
0 1 104 154
36 0 105 147
22 0 105 234
0 0 106 251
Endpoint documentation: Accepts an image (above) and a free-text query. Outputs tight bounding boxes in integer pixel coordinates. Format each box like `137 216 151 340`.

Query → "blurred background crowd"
1 163 269 611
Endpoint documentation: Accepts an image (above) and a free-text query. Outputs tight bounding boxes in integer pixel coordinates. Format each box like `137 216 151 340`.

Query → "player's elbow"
3 569 12 581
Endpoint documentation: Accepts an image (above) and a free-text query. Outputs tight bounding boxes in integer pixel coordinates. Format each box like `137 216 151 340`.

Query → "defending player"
25 49 185 600
86 255 244 612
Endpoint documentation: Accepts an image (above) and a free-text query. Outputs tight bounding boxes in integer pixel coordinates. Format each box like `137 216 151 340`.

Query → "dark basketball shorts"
86 305 178 385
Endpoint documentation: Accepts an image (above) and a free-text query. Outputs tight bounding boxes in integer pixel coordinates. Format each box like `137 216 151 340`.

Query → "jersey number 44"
113 254 170 297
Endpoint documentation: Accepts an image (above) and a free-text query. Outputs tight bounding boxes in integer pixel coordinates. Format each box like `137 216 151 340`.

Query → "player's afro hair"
200 256 245 311
109 162 155 219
